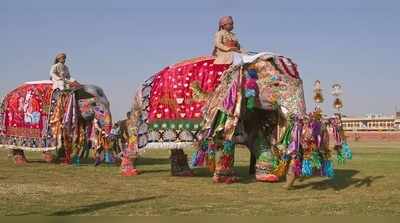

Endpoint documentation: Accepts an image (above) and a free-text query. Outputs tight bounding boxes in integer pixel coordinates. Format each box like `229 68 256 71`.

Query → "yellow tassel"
272 160 288 177
206 156 216 172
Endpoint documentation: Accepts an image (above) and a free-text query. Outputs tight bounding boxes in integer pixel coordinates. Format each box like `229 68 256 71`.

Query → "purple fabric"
311 120 322 147
223 80 238 113
288 118 303 155
62 93 78 141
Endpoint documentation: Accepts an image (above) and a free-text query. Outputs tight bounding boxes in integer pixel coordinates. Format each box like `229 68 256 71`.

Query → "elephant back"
0 80 56 150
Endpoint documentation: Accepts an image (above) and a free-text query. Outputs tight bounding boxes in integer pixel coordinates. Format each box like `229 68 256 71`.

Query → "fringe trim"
0 144 57 152
140 142 195 150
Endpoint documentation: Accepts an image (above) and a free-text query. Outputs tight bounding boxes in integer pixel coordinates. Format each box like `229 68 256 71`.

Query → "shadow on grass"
293 169 385 191
26 158 98 166
49 195 166 216
142 169 170 174
8 211 41 216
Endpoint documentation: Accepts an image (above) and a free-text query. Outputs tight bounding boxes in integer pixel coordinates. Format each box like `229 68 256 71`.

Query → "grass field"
0 141 399 216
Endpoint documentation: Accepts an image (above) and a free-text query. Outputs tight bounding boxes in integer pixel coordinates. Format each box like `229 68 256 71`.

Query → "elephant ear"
80 85 110 108
78 98 96 120
74 88 96 100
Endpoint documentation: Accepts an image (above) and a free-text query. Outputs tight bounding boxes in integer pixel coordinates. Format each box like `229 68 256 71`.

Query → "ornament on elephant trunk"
332 83 343 113
313 80 324 114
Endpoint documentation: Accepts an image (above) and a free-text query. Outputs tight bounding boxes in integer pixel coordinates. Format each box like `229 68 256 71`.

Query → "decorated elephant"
125 52 351 186
0 80 113 165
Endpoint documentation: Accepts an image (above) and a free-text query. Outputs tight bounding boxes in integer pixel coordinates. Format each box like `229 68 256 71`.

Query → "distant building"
342 112 400 131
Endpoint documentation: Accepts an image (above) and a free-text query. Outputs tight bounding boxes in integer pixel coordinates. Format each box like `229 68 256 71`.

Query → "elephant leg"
249 152 256 175
42 151 54 163
212 140 239 183
121 155 140 176
62 132 73 165
94 147 103 166
12 149 27 165
120 144 140 176
170 149 193 177
253 131 279 183
245 122 259 176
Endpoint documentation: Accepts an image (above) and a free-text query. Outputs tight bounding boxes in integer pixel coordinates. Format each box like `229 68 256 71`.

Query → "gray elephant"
124 53 307 183
0 80 113 165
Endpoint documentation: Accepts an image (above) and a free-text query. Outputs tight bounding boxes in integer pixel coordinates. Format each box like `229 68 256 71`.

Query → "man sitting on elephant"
50 53 77 90
213 16 243 65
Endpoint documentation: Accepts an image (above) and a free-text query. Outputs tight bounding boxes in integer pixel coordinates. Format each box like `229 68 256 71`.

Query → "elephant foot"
255 174 279 183
104 151 115 164
121 168 141 176
120 156 140 176
170 149 193 177
42 151 54 163
14 154 27 165
212 175 240 184
72 155 80 166
61 150 72 165
94 157 102 166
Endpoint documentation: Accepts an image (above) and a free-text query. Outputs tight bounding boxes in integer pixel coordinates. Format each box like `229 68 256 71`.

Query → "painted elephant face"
250 58 306 116
77 85 112 134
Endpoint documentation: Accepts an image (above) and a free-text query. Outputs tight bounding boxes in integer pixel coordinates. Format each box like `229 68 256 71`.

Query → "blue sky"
1 0 399 120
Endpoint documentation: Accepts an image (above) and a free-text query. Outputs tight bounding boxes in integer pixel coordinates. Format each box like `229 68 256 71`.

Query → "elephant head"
75 85 112 134
250 56 306 118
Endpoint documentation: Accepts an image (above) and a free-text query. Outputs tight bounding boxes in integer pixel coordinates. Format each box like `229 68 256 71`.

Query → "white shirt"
49 62 71 90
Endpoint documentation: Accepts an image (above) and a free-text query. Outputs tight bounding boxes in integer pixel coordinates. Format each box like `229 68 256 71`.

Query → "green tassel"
271 156 279 169
246 97 256 111
310 151 322 169
279 121 294 147
337 151 345 165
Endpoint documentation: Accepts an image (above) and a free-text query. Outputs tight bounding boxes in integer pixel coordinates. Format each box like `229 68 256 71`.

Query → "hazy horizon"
1 0 399 121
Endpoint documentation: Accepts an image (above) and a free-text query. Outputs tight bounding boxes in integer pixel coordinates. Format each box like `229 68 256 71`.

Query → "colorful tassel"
223 140 235 154
301 159 313 176
342 142 353 160
245 89 256 97
336 147 345 165
292 159 301 177
279 121 294 147
271 156 279 169
246 97 256 111
206 149 216 172
104 151 112 163
322 160 334 177
72 154 80 166
272 160 288 177
310 151 322 169
247 69 258 79
245 79 258 89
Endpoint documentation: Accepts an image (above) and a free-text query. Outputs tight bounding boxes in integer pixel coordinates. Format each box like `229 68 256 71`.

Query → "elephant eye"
96 89 104 97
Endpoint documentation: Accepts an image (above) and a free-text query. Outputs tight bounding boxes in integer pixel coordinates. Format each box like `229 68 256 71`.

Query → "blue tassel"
301 159 313 176
191 151 198 167
94 157 101 166
72 155 80 166
223 140 235 154
245 89 256 97
247 69 258 79
322 160 334 177
104 151 112 164
342 143 353 160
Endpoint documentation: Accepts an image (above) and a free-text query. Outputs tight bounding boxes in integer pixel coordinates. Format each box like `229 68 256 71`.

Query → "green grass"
0 141 400 216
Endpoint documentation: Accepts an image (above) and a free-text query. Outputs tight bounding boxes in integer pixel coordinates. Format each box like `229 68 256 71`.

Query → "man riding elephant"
124 16 350 188
0 53 113 165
